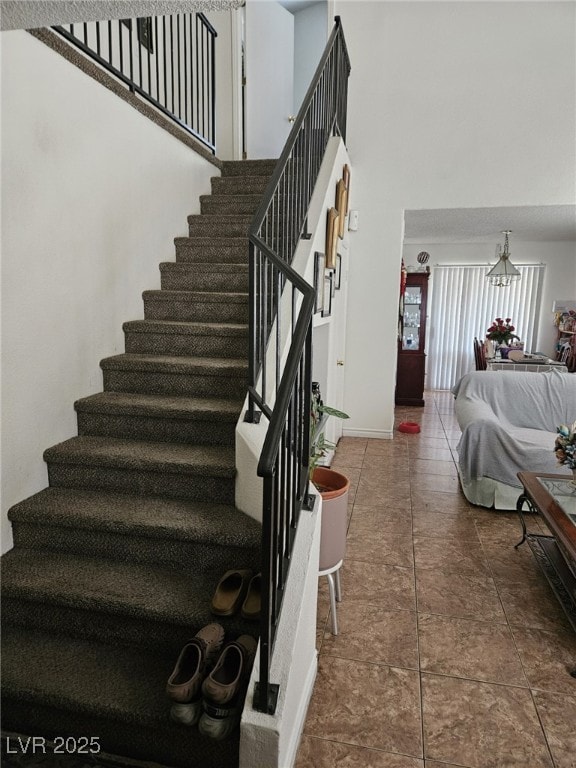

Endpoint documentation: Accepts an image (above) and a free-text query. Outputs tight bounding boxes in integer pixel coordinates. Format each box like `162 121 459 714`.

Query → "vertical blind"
428 264 545 390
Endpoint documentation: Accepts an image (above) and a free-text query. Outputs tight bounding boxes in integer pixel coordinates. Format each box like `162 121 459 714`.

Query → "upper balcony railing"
53 13 217 153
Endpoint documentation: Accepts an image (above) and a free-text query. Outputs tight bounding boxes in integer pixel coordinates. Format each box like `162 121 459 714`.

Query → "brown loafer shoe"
240 573 261 620
210 569 252 616
166 622 225 704
201 634 258 707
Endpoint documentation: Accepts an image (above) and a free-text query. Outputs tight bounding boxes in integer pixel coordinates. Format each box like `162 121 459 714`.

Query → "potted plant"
486 317 520 359
310 384 350 571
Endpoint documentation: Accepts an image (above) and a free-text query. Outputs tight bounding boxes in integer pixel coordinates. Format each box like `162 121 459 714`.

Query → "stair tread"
2 627 245 736
2 548 247 628
75 391 242 419
44 436 235 476
200 194 263 203
159 262 249 273
100 353 247 374
221 159 276 176
2 624 174 726
174 236 247 246
123 319 248 335
8 488 261 547
143 290 248 303
187 214 252 223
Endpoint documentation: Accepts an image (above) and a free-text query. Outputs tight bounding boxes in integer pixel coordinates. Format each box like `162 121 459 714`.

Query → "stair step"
211 175 270 196
75 390 241 444
44 436 236 503
143 290 249 324
174 236 248 264
1 625 242 767
9 487 260 553
2 548 257 652
200 194 263 216
187 214 252 238
221 159 276 176
101 353 247 398
160 262 249 292
124 319 248 359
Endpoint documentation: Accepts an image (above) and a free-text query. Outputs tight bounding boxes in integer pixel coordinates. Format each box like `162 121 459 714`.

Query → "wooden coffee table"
515 472 576 639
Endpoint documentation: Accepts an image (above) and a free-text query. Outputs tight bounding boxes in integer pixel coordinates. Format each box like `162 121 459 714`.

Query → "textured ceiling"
0 1 243 31
404 205 576 244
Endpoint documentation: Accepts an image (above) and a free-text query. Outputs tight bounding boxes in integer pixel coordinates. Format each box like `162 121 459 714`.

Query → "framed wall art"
335 253 342 290
336 179 348 239
322 271 333 318
325 207 339 269
313 252 325 314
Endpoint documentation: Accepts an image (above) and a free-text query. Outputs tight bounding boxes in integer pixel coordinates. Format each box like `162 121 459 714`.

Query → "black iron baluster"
155 16 159 102
107 20 112 66
118 19 124 73
96 21 101 56
177 15 181 118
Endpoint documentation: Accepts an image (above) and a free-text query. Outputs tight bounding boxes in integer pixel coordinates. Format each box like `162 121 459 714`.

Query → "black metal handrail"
53 13 217 153
250 18 350 715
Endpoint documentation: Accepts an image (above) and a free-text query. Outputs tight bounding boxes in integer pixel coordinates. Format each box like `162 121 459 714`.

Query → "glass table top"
538 477 576 525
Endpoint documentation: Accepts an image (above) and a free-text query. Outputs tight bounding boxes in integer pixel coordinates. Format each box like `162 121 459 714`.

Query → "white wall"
293 2 328 112
336 1 576 437
403 241 576 362
206 9 237 160
1 30 219 553
245 0 294 158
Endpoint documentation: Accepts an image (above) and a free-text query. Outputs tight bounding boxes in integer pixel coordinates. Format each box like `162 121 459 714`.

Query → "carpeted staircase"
1 160 277 768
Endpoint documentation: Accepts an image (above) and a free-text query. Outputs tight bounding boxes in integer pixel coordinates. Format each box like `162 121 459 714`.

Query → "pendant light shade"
486 230 521 288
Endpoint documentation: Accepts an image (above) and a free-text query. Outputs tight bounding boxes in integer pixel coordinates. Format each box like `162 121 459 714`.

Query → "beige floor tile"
321 603 418 668
412 509 479 540
418 613 528 686
482 541 545 583
331 452 366 469
340 559 416 611
410 459 458 477
533 691 576 768
410 492 470 516
473 511 541 543
496 580 573 632
305 656 422 757
414 537 490 576
355 485 414 507
511 625 576 696
351 504 413 526
346 522 414 567
421 674 553 767
409 474 460 493
295 737 424 768
415 569 507 623
407 446 455 462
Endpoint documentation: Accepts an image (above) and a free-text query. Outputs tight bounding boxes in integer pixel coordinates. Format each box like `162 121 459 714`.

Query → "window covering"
428 264 545 390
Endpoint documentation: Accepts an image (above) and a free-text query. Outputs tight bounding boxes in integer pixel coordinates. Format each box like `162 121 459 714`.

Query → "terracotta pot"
312 467 350 571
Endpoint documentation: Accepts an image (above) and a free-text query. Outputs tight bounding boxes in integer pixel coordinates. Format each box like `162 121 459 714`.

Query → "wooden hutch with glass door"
396 271 429 406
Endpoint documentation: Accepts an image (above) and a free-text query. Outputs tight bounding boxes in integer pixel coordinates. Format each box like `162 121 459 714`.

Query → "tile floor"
295 390 576 768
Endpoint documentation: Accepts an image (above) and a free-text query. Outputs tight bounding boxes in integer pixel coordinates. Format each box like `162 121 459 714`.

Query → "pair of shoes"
198 634 258 740
211 570 261 620
166 622 224 726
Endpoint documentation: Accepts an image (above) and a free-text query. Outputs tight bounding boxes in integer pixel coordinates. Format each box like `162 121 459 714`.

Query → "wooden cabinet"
396 271 429 406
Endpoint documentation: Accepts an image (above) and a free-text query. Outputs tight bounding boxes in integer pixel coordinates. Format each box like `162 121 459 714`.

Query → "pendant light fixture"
486 230 521 287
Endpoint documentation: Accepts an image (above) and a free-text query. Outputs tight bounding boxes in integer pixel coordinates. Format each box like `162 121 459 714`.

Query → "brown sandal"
240 573 261 620
210 569 252 616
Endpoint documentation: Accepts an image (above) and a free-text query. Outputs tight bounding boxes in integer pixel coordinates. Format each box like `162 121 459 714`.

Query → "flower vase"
498 345 510 360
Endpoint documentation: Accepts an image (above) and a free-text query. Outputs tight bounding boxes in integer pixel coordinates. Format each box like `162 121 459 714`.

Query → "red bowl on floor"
398 421 421 434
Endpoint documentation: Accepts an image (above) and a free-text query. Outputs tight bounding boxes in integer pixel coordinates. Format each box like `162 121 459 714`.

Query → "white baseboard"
342 427 393 440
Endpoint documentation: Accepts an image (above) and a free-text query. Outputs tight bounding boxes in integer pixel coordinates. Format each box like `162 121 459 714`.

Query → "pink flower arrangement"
486 317 519 345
